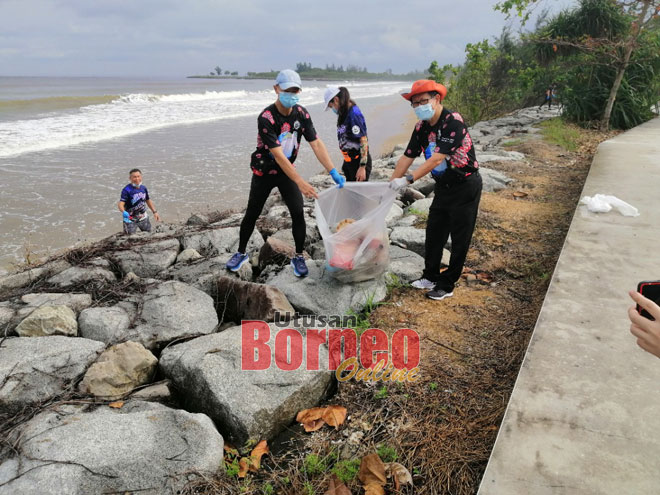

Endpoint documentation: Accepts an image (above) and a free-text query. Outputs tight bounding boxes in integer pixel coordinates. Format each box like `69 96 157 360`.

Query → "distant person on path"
389 80 482 301
539 85 554 110
225 69 345 278
118 168 161 234
324 86 372 181
628 290 660 359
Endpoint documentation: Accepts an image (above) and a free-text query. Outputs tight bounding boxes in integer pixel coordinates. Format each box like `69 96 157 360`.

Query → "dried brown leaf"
248 440 269 472
297 406 327 432
304 418 327 432
358 453 387 490
325 474 352 495
296 406 326 422
238 457 249 478
108 401 124 409
363 482 385 495
322 405 347 429
385 462 413 491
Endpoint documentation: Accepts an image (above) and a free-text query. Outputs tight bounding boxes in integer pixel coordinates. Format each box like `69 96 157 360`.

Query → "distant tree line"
428 0 660 130
208 66 239 76
244 62 423 81
193 62 427 81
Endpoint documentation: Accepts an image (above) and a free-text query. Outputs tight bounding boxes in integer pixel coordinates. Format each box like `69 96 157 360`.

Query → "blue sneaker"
226 252 249 272
291 255 308 278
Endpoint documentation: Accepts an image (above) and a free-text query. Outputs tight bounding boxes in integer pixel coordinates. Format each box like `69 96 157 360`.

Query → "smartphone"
637 281 660 320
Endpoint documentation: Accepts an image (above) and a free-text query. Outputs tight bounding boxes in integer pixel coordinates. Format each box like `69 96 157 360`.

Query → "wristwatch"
405 174 415 184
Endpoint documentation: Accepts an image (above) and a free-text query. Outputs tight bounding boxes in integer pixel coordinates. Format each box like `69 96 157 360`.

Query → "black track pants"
341 151 372 182
238 173 306 253
422 173 482 292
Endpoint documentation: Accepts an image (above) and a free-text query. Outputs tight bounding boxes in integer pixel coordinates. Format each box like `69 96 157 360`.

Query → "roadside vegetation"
428 0 660 130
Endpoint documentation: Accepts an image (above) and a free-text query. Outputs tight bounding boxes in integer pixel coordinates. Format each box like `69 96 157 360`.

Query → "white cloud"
0 0 577 76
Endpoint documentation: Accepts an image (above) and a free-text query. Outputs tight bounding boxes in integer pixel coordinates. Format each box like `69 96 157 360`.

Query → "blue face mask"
279 92 299 108
331 106 338 115
414 103 435 121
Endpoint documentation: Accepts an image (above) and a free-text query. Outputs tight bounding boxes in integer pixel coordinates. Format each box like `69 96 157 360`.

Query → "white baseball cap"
324 86 340 111
275 69 302 90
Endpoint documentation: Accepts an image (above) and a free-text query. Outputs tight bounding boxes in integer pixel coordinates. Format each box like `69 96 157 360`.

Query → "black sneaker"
425 289 454 301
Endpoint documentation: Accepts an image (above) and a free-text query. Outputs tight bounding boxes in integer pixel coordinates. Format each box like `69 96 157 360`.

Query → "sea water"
0 77 412 267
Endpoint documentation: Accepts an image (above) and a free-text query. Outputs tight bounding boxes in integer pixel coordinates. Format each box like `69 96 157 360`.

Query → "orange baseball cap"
401 80 447 101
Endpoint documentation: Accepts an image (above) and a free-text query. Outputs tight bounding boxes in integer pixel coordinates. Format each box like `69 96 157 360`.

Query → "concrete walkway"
479 117 660 494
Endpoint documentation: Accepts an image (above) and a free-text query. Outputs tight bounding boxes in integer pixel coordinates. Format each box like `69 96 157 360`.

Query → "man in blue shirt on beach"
118 168 161 234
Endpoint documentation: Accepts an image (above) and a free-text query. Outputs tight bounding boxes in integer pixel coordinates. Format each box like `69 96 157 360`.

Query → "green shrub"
377 444 398 463
331 459 361 483
538 118 580 151
303 454 327 476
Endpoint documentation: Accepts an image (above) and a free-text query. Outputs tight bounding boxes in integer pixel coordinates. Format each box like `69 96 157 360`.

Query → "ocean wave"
0 82 410 158
0 95 119 113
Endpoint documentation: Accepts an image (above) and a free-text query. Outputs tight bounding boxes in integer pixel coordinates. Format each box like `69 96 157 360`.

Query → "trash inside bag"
580 194 639 217
315 182 397 282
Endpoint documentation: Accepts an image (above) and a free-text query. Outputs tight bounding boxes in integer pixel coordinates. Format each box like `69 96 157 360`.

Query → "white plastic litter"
580 194 639 217
315 182 397 283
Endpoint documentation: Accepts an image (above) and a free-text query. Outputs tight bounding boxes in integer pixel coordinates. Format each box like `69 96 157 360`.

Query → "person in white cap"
225 69 344 278
324 86 371 182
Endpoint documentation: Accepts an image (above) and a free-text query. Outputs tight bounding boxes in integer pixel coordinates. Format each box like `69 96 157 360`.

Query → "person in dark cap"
389 80 482 301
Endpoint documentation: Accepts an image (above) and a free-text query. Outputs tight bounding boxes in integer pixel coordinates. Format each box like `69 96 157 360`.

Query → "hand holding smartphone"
636 281 660 320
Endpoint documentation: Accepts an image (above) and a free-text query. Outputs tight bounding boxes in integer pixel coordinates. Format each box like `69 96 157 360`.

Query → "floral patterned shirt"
250 103 317 175
404 108 479 183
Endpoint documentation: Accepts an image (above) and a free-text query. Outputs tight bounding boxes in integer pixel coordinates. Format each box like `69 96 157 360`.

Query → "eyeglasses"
410 97 432 108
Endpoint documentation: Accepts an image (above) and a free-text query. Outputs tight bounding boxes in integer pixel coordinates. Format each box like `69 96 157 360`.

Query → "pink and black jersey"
404 108 479 183
250 103 317 176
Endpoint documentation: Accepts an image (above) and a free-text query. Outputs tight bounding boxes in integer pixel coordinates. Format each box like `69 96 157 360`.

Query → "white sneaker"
411 278 435 290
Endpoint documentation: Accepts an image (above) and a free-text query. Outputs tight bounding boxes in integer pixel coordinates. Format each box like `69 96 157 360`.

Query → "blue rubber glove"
329 168 345 188
122 211 131 223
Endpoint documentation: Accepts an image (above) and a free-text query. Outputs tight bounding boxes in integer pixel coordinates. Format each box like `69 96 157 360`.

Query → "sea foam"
0 82 409 158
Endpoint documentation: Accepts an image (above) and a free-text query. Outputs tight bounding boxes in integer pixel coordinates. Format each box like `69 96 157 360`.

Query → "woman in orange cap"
389 80 482 301
324 86 371 182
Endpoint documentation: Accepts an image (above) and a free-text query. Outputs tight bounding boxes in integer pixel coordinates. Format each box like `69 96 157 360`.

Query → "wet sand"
372 103 418 157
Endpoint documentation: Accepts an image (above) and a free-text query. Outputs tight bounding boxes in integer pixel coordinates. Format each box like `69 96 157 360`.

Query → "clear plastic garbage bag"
315 182 397 283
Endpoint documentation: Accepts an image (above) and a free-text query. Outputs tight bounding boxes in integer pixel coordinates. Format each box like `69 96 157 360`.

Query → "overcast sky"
0 0 575 77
